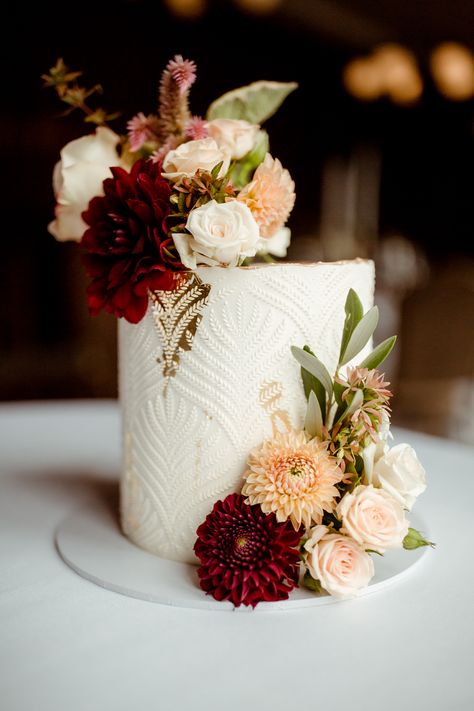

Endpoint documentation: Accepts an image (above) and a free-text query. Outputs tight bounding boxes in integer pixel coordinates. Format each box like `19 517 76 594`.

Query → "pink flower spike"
185 116 208 140
127 112 160 152
167 55 197 95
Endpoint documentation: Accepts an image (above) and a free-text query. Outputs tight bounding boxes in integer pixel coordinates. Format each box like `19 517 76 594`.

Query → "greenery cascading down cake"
45 55 433 608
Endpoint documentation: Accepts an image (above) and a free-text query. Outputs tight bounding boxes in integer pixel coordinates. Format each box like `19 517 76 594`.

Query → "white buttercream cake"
119 260 375 563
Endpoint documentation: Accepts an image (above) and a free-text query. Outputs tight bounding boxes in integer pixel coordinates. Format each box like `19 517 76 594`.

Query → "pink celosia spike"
166 55 197 95
185 116 208 140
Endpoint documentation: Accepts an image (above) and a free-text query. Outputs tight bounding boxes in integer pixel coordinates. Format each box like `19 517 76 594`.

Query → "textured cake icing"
119 260 375 563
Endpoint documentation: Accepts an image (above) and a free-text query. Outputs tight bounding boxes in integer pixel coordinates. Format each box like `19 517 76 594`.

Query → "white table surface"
1 400 473 711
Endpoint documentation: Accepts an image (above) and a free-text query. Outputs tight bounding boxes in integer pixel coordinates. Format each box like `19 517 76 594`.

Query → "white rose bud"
48 127 121 242
304 525 374 600
173 199 260 268
206 119 259 160
162 138 230 180
372 443 427 511
337 485 409 554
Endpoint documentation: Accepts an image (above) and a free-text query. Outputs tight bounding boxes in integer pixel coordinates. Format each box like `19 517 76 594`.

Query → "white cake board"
55 497 429 612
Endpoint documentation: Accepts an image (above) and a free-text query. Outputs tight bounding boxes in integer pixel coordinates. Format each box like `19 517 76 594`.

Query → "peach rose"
304 525 374 599
161 138 230 180
206 118 259 160
337 485 409 554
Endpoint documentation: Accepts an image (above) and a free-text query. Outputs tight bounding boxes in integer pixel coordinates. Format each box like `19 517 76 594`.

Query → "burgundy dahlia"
82 159 182 323
194 493 301 608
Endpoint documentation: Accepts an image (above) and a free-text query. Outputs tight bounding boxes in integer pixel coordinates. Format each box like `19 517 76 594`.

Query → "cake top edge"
195 258 374 271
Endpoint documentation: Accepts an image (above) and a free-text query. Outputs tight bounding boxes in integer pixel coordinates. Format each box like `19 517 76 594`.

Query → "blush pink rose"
336 485 409 554
304 525 374 599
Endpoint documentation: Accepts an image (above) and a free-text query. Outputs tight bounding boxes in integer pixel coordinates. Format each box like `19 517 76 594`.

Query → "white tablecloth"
1 400 473 711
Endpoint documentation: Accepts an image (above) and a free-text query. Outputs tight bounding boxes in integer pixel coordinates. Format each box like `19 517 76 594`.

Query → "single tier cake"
119 260 375 563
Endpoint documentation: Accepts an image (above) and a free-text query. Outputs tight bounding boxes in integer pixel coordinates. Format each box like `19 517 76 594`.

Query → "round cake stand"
55 497 429 612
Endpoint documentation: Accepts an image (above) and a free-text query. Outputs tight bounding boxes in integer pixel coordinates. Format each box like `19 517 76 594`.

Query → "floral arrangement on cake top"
43 56 297 323
194 290 434 607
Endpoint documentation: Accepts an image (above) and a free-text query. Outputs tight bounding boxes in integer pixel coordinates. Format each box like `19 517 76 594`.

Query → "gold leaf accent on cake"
150 273 211 382
259 380 292 436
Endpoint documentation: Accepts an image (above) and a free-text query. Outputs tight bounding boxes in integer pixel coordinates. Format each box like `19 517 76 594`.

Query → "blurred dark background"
1 0 473 442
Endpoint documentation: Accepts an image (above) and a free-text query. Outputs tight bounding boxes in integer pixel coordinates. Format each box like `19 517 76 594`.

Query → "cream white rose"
162 138 230 180
257 227 291 258
337 485 409 553
173 200 259 268
304 525 374 600
48 127 121 242
206 119 259 160
372 443 427 511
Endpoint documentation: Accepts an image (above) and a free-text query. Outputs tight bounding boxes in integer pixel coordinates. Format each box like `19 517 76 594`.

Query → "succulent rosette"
194 493 301 607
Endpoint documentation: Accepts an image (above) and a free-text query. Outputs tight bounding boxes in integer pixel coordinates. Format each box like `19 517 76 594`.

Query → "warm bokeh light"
374 44 423 105
344 44 423 105
163 0 208 20
234 0 282 14
343 58 384 101
430 42 474 101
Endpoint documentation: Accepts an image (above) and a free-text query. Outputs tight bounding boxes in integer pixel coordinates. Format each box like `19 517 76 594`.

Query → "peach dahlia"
242 430 344 530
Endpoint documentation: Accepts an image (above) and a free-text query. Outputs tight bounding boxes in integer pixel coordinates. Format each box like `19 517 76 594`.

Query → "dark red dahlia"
82 159 183 323
194 493 301 608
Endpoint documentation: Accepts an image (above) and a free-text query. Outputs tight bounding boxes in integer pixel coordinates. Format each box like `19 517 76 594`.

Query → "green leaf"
366 549 384 556
340 388 364 422
207 80 298 124
403 528 435 550
302 571 322 593
231 130 269 188
333 380 346 406
177 191 186 214
291 346 333 398
305 390 323 438
359 336 397 370
211 160 224 180
338 289 364 365
301 345 326 414
339 306 379 366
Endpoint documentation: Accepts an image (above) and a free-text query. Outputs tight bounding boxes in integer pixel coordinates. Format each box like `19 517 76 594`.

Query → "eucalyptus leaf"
301 344 326 414
339 306 379 366
291 346 333 397
305 390 323 438
403 528 435 550
207 80 298 124
338 289 364 365
359 336 397 370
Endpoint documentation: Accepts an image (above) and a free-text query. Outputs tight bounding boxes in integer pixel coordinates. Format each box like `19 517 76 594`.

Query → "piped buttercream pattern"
119 262 375 563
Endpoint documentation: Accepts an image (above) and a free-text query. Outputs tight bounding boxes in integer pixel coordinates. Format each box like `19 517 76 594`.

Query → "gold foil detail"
150 273 211 382
259 380 292 436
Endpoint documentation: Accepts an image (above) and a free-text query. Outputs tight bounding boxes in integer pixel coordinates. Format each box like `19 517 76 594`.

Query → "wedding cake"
119 260 375 563
46 55 430 608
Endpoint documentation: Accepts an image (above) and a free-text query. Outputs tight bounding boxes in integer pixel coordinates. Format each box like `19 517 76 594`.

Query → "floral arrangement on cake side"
43 56 297 323
194 290 434 607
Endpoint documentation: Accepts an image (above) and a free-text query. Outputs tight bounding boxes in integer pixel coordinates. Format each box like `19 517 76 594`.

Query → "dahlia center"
273 454 318 492
236 536 247 548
